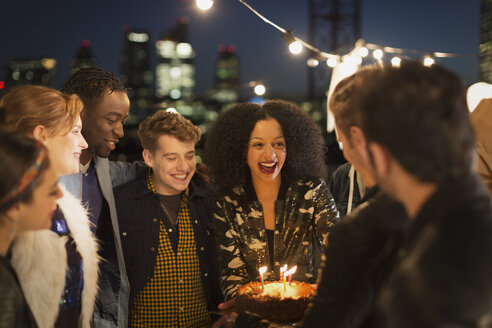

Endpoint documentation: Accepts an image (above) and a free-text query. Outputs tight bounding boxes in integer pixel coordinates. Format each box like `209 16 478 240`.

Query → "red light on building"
0 81 4 89
218 44 226 53
228 44 237 53
80 40 91 48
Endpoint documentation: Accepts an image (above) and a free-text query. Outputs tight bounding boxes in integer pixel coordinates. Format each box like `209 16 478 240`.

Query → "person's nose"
114 122 124 138
56 185 63 200
79 134 88 150
176 158 190 171
263 144 276 160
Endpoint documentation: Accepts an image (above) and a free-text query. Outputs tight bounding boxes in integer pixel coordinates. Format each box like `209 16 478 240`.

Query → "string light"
307 57 319 67
391 56 401 67
423 56 435 67
283 31 303 55
254 84 266 96
196 0 214 10
358 47 369 57
373 49 384 60
197 0 480 80
327 57 338 68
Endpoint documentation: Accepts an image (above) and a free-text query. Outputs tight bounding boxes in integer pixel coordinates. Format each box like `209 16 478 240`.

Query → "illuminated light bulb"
358 47 369 57
307 58 319 67
373 49 384 60
327 57 338 68
254 84 266 96
196 0 213 10
391 56 401 67
423 56 435 67
288 41 303 55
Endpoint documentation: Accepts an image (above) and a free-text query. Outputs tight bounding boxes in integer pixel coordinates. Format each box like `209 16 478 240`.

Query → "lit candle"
285 265 297 286
280 264 287 291
259 266 267 290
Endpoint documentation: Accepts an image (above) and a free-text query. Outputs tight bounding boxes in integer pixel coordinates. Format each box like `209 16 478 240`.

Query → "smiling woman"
0 85 100 328
204 99 340 325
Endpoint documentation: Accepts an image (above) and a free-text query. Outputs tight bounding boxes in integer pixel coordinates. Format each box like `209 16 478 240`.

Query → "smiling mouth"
172 173 189 181
259 162 278 174
105 140 118 150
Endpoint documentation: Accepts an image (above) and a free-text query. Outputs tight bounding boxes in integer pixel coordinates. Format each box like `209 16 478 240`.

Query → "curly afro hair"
204 99 327 192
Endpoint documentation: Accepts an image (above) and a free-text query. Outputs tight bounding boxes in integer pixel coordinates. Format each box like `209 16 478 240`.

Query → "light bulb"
423 56 435 67
307 58 319 67
196 0 213 10
327 57 338 68
373 49 383 60
288 41 303 55
358 47 369 57
254 84 266 96
391 56 401 67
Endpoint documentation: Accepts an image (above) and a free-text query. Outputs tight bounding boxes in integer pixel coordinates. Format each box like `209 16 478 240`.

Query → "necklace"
147 168 180 227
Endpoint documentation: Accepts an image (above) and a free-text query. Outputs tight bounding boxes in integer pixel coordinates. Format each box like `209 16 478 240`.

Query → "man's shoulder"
113 172 146 198
190 175 216 197
339 193 408 232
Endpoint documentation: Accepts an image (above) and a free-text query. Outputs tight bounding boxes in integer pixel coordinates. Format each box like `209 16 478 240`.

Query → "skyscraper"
70 40 97 75
209 44 240 103
155 17 195 101
120 27 153 120
5 57 56 88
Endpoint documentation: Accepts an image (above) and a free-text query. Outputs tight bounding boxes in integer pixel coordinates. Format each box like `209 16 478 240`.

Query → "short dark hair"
138 110 201 153
62 67 126 106
358 61 474 183
204 99 327 191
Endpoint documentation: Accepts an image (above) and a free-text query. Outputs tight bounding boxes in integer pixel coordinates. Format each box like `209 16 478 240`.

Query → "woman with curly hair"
204 100 339 323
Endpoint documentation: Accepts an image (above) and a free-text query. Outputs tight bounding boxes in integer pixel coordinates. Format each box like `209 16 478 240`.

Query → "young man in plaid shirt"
113 110 223 327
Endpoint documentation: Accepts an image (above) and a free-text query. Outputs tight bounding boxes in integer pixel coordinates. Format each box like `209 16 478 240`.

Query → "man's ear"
32 125 48 143
142 149 153 168
368 142 391 180
349 126 367 149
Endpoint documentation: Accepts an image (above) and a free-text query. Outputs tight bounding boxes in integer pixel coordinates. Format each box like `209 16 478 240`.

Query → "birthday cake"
235 281 315 323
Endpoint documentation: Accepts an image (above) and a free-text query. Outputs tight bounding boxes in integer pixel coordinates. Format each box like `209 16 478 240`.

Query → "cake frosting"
235 281 315 323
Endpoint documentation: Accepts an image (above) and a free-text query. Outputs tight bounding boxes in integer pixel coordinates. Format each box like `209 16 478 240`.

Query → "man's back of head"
358 61 474 184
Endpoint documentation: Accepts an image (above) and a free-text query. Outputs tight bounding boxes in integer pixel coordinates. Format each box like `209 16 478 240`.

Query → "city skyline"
1 0 480 98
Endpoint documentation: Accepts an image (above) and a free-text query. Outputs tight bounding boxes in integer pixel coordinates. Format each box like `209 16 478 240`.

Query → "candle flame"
284 265 297 276
280 264 288 277
259 266 268 275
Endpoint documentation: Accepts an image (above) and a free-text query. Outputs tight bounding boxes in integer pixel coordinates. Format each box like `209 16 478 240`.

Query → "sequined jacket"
214 178 339 300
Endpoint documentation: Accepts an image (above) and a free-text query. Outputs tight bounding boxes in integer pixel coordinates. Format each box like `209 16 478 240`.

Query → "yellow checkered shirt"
130 189 212 327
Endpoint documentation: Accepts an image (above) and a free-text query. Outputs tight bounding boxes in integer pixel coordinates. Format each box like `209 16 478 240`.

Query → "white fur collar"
10 185 100 328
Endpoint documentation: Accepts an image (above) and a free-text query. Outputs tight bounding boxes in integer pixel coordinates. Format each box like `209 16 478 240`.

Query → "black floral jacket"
213 178 340 300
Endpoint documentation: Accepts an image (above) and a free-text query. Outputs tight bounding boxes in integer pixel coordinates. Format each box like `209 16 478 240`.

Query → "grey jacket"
59 157 144 328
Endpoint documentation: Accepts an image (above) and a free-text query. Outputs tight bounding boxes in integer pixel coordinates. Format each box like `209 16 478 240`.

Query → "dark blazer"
301 188 409 327
369 175 492 327
113 172 223 316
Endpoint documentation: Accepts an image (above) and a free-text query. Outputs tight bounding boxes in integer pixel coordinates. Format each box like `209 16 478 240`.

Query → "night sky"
0 0 480 98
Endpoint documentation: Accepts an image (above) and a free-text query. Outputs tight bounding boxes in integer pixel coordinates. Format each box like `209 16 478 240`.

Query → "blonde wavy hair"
0 85 83 136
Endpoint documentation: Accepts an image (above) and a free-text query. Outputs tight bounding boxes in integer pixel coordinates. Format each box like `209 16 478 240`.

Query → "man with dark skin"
60 67 137 328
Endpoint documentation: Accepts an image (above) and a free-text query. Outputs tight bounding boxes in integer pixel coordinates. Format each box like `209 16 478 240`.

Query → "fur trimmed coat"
10 185 99 328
